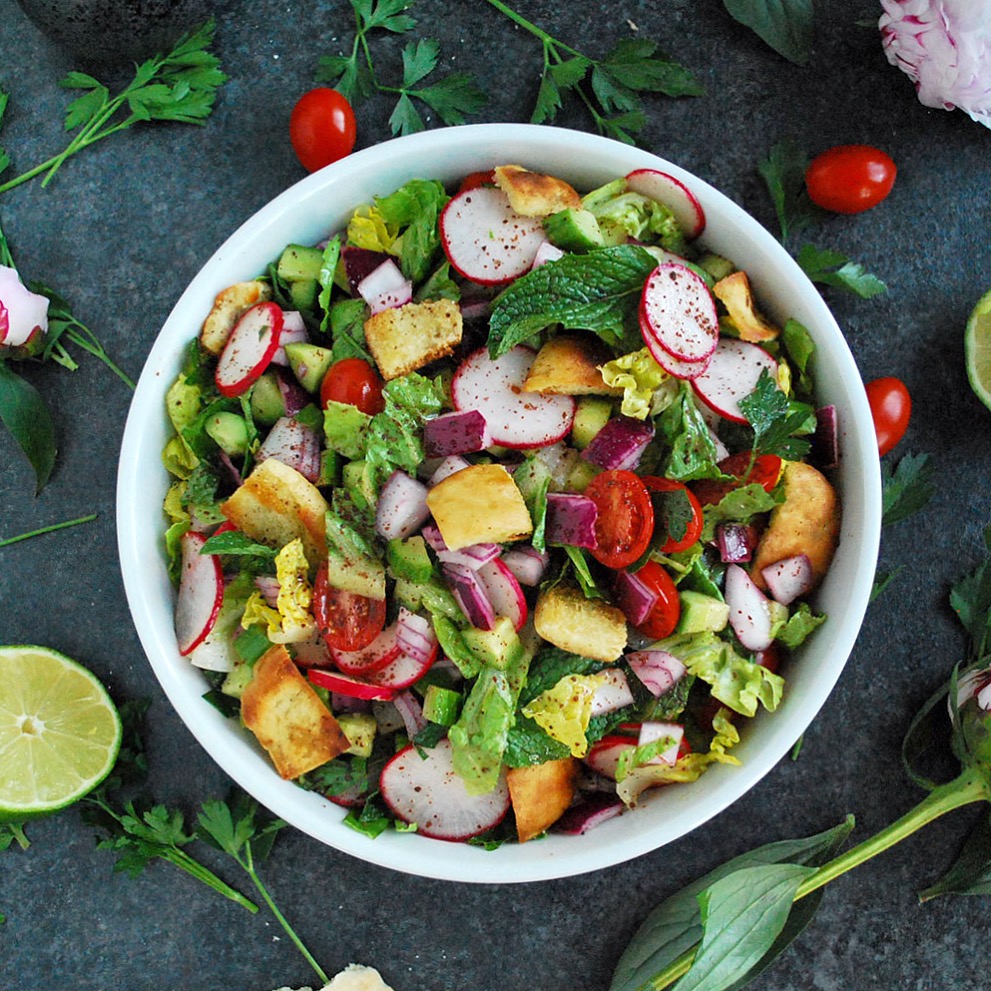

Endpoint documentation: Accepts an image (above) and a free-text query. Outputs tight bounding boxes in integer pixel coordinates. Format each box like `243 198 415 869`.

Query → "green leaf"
357 0 416 33
738 369 814 461
416 73 487 126
918 811 991 901
199 530 279 558
723 0 814 66
0 360 57 492
551 56 590 89
388 92 424 135
601 109 648 146
757 139 816 244
796 244 887 298
315 54 377 106
610 817 854 991
63 85 109 131
593 39 702 110
401 37 439 87
530 71 563 125
488 244 658 357
882 453 935 527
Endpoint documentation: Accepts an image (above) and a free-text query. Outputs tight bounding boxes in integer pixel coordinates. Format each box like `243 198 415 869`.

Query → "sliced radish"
590 668 635 716
626 168 706 240
308 668 397 701
626 650 687 697
553 793 625 835
475 557 528 632
368 640 438 691
691 339 778 424
379 738 510 840
187 624 236 672
451 346 575 449
175 531 224 656
585 734 637 781
640 306 710 380
270 310 307 366
500 546 550 587
638 721 684 766
375 470 430 541
724 563 774 651
762 553 814 605
215 302 284 398
640 263 719 364
439 186 546 285
256 416 321 483
332 621 402 676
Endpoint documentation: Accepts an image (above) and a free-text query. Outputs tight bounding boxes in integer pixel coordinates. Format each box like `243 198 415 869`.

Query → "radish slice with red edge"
379 738 510 840
332 620 402 676
638 721 684 765
500 546 550 587
724 563 774 650
585 735 636 781
761 553 814 605
639 305 710 380
439 186 546 285
626 168 706 240
308 668 397 701
475 557 528 632
215 302 284 398
590 668 635 716
691 339 779 424
553 793 625 835
270 310 307 366
175 531 224 656
451 346 575 449
367 632 438 690
640 262 719 364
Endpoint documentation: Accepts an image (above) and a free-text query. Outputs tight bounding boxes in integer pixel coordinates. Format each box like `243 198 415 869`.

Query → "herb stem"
62 328 136 388
641 768 991 990
0 514 97 547
161 847 260 914
482 0 583 59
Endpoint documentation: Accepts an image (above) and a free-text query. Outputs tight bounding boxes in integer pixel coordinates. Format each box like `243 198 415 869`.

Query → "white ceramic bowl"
117 123 882 883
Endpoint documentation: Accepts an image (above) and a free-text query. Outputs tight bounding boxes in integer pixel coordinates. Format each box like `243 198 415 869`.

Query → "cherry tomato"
457 170 496 192
690 452 783 506
641 477 704 554
289 88 357 173
865 376 911 456
633 561 681 640
584 469 654 570
313 563 387 652
320 357 385 415
805 145 896 215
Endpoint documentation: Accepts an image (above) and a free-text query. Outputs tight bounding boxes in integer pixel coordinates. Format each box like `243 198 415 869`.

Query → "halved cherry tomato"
289 88 357 173
690 452 783 506
642 477 704 554
313 563 386 652
633 561 681 640
805 145 896 215
865 376 910 456
320 357 385 415
457 169 496 193
584 469 654 570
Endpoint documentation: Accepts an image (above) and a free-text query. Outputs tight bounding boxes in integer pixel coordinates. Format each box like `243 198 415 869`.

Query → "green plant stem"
160 847 260 914
60 329 136 388
482 0 583 58
643 768 991 990
0 514 97 547
242 841 330 985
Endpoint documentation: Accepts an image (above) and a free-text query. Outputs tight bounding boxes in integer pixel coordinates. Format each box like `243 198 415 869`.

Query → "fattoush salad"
162 162 841 845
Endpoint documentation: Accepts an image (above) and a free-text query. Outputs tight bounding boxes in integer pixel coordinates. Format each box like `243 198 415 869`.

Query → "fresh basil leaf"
882 453 935 527
723 0 813 66
0 360 57 492
488 245 657 357
918 811 991 902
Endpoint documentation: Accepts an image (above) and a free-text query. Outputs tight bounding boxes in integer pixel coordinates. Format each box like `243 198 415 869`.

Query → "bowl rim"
116 122 882 884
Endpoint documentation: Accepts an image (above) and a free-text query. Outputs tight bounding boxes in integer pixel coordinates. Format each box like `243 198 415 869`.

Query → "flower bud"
880 0 991 129
0 265 49 355
951 665 991 774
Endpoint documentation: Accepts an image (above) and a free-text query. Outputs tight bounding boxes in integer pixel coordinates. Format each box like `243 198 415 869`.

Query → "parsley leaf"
758 139 817 244
723 0 814 66
796 244 888 299
738 369 815 461
882 453 935 527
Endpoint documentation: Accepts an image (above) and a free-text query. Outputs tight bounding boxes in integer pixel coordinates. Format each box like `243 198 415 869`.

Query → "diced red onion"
716 523 758 563
422 523 500 570
274 367 310 417
428 455 472 486
372 700 406 734
357 258 412 315
532 240 565 269
553 793 625 834
423 409 492 458
545 492 598 548
590 668 635 716
761 553 814 605
271 310 307 366
626 650 687 697
612 569 660 626
500 546 550 587
813 404 840 469
459 297 492 321
375 470 430 540
442 562 496 630
638 721 684 766
392 689 427 739
396 610 439 666
342 245 391 294
581 415 655 471
254 574 281 608
256 416 321 483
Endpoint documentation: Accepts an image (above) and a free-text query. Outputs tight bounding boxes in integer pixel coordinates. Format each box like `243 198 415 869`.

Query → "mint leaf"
488 244 657 356
723 0 814 66
882 453 935 527
0 360 57 492
796 243 887 298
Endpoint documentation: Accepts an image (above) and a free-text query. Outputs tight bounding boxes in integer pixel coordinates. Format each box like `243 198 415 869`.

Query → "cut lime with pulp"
0 645 121 821
965 287 991 411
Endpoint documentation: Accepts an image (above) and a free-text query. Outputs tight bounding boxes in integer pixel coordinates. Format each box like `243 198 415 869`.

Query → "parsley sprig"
0 20 226 195
483 0 703 144
316 1 486 136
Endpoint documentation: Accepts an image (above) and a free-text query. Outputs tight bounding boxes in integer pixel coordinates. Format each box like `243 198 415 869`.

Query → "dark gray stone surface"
1 1 989 988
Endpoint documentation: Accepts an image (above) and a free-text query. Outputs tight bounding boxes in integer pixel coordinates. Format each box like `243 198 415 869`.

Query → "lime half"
0 645 121 821
965 287 991 411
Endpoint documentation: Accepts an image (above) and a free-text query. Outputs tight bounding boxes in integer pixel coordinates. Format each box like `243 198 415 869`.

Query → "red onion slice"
375 470 430 540
442 562 496 630
761 553 814 605
393 689 428 739
396 609 439 666
613 569 660 626
500 546 550 587
256 416 321 482
627 650 687 697
581 415 655 471
553 793 625 835
357 258 412 315
544 492 598 549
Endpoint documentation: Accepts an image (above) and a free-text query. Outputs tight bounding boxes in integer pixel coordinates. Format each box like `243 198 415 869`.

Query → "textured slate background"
2 1 990 989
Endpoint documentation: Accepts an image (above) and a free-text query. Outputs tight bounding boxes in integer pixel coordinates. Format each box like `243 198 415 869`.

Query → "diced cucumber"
318 448 340 487
285 341 335 394
277 243 325 282
205 411 249 457
338 712 377 758
676 590 730 634
565 457 600 493
250 371 286 427
221 659 254 699
571 396 613 449
387 535 434 583
543 208 605 252
289 278 320 313
697 252 736 282
462 615 525 670
323 399 372 459
422 684 461 726
342 458 377 510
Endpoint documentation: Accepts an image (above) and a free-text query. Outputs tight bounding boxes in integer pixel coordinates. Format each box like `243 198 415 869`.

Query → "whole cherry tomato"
865 376 911 456
289 88 357 173
313 563 387 652
641 477 704 554
805 145 897 215
633 561 681 640
584 469 654 570
320 358 385 415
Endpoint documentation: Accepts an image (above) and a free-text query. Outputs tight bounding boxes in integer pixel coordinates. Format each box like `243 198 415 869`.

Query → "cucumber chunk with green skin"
571 396 614 449
697 251 736 282
423 684 462 726
462 615 525 670
277 243 325 282
387 535 434 583
543 208 605 252
205 411 249 457
676 590 730 634
285 341 335 394
289 278 320 313
250 371 286 427
337 712 377 757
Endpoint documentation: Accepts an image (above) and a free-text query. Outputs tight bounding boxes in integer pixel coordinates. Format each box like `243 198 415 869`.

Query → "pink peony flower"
0 265 49 348
880 1 991 127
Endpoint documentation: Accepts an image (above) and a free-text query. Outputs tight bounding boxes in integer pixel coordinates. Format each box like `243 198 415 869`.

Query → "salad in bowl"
118 125 881 882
